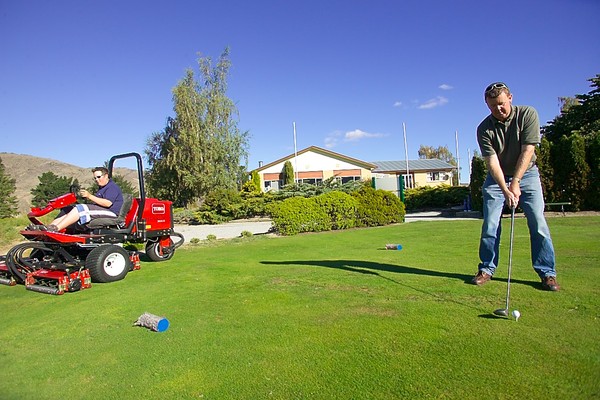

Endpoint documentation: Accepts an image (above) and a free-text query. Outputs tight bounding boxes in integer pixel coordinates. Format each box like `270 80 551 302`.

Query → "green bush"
240 171 262 195
352 185 405 227
404 185 470 210
201 188 243 218
174 192 273 225
314 191 358 230
173 208 195 224
239 195 272 218
192 210 230 225
268 196 331 235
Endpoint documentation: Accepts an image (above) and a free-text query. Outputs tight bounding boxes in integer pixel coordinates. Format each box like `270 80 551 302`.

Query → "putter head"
493 308 509 317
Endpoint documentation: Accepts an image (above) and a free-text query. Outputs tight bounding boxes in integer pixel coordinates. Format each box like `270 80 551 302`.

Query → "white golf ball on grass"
512 310 521 321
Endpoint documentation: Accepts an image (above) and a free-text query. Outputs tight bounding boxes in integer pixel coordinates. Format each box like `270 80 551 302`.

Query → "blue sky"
1 0 598 183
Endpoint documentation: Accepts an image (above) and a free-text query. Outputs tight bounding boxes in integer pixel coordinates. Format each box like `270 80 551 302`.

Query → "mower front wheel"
85 245 131 283
145 239 175 262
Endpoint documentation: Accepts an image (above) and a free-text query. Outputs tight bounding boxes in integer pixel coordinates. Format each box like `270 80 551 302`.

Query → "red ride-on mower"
0 152 184 295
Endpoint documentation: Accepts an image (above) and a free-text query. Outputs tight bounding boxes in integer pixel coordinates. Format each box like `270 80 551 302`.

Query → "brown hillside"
1 152 139 214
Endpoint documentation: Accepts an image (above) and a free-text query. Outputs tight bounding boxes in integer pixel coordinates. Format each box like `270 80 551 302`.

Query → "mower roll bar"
107 152 146 225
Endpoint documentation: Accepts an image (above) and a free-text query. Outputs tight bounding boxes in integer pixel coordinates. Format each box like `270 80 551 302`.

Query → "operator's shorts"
75 204 117 224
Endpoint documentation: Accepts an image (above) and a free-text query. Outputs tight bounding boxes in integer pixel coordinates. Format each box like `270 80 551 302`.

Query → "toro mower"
0 152 184 295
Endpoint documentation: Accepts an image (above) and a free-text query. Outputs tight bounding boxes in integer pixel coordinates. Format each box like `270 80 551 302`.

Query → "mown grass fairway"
1 216 598 399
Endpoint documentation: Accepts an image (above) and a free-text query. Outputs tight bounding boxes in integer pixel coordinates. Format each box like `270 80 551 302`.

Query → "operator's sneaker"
40 224 59 232
541 276 560 291
472 271 492 286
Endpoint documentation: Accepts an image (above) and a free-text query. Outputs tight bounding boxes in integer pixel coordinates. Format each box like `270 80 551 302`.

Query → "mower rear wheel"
85 245 131 283
145 239 175 262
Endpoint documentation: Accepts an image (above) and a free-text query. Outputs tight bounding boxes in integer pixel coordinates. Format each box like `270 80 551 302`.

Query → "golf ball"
512 310 521 321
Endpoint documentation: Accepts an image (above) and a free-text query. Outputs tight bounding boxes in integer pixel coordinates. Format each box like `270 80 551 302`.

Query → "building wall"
259 150 372 191
374 171 452 193
413 171 452 187
257 148 453 192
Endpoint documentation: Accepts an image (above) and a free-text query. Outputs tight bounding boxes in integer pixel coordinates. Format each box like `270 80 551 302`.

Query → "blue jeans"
478 166 556 279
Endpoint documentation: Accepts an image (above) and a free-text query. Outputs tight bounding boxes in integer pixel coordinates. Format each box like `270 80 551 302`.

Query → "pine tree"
542 74 600 209
30 172 76 207
469 154 487 212
536 137 555 201
0 157 19 218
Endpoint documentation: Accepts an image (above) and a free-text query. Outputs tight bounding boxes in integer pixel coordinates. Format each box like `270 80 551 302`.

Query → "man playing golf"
472 82 560 291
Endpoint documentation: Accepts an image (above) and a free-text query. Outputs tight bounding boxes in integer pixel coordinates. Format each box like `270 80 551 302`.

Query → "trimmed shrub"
404 185 469 210
352 185 405 227
314 191 358 230
268 196 331 235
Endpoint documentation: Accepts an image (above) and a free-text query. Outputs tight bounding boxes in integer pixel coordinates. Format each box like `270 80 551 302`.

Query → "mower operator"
471 82 560 291
40 167 123 232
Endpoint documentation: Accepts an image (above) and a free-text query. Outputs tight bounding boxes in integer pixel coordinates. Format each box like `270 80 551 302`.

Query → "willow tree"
145 48 249 207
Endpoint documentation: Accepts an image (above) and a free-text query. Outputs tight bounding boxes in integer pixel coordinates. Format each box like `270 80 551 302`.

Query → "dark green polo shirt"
476 105 540 176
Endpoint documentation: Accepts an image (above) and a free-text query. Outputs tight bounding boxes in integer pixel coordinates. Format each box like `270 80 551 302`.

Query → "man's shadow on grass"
262 259 470 283
260 259 537 289
260 259 541 313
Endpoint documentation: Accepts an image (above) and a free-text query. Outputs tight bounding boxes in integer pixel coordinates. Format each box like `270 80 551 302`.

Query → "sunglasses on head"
485 82 508 93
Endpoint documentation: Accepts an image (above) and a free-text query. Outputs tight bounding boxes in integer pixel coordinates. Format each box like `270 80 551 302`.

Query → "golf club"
494 205 516 318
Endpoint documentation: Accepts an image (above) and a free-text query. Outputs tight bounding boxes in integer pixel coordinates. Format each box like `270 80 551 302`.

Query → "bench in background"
545 202 571 216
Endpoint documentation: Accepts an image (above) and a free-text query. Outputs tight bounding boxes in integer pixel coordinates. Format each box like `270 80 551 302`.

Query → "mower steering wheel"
70 184 80 195
70 184 82 201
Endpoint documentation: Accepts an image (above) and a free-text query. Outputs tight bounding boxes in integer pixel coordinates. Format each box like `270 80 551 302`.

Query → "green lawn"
1 216 598 399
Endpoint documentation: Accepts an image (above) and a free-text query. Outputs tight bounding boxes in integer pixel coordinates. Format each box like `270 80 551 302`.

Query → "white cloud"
344 129 386 141
439 84 453 90
324 129 387 148
418 96 449 109
393 101 403 107
324 131 342 148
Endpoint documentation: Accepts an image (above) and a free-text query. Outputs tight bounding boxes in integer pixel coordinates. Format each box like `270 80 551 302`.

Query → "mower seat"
87 194 133 230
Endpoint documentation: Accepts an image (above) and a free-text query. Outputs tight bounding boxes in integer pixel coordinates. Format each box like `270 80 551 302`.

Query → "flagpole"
455 130 460 185
293 122 298 184
403 122 410 188
467 148 472 182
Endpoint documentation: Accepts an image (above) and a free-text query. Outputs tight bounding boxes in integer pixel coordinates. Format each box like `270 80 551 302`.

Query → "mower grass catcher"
0 152 184 295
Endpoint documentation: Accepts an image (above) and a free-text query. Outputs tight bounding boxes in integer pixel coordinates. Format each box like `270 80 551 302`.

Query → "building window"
264 180 282 191
298 178 323 185
341 176 360 184
427 172 441 182
403 174 414 188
